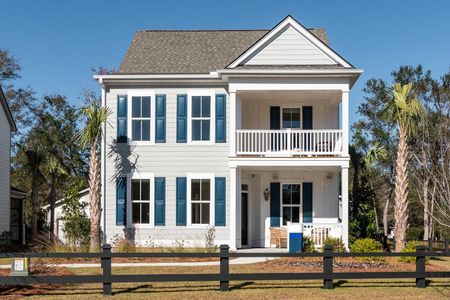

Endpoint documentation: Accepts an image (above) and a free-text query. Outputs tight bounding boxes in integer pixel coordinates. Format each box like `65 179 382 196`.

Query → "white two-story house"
95 16 362 250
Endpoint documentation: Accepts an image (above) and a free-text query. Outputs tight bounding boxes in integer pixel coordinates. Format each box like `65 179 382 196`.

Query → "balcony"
236 129 343 157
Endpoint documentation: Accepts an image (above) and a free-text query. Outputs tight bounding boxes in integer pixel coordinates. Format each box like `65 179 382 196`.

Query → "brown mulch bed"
0 265 75 299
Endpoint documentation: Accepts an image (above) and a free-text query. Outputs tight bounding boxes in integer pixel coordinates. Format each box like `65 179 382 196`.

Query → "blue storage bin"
289 232 303 253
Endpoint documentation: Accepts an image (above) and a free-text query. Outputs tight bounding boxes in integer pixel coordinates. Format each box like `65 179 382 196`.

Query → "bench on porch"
269 227 287 248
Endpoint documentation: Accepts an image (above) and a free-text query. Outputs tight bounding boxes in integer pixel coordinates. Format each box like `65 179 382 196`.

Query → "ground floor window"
131 179 151 224
282 184 301 225
191 179 210 224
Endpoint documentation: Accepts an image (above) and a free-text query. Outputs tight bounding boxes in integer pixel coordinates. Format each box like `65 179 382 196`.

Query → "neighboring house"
0 85 22 244
44 188 90 243
95 16 362 249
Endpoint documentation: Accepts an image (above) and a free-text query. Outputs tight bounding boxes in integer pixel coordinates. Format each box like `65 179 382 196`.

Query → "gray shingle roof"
119 29 329 74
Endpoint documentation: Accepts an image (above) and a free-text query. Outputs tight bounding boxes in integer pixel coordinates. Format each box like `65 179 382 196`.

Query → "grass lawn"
1 257 448 299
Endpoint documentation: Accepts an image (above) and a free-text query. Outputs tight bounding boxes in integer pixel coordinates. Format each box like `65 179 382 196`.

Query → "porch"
229 166 348 250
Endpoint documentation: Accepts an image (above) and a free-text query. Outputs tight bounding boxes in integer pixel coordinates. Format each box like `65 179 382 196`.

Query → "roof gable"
227 16 352 69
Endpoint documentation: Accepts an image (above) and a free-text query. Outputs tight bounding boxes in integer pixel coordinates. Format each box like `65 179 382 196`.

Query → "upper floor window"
131 96 151 141
191 96 211 141
191 179 210 224
131 178 151 224
282 108 301 129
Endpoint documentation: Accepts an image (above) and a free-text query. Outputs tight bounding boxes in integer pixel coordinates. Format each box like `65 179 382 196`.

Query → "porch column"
229 91 236 157
229 167 236 249
341 89 349 156
341 166 349 250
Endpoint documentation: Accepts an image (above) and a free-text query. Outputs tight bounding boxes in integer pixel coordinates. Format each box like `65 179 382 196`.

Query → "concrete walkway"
0 248 286 269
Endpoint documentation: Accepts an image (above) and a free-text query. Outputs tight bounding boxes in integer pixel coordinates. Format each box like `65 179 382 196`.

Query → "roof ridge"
135 28 322 33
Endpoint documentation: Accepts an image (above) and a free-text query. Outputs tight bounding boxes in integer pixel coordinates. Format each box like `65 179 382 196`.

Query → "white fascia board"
94 73 221 81
217 69 363 75
229 157 350 168
227 16 353 69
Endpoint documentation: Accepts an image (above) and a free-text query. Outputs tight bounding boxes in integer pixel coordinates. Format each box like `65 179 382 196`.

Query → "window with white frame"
131 96 151 141
131 178 151 224
282 184 301 225
282 108 301 128
191 96 211 141
191 179 211 224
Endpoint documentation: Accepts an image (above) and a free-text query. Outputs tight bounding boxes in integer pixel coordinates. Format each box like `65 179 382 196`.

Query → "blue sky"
1 0 449 126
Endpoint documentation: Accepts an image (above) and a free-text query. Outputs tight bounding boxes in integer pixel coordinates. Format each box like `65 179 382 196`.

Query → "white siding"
104 86 231 246
0 105 11 234
244 26 336 65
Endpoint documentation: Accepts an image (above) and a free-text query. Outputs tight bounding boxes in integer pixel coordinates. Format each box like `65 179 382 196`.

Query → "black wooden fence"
0 244 449 296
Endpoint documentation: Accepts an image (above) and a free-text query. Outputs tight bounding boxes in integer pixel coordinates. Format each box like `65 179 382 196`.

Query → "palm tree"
24 149 45 239
383 83 423 251
365 142 388 233
47 156 68 241
76 102 111 251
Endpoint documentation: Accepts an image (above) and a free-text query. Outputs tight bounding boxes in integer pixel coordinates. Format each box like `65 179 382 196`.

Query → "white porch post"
229 91 236 157
341 166 349 250
341 89 349 156
229 167 237 249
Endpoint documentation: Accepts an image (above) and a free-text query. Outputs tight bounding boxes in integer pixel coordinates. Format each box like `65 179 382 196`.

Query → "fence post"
416 245 426 288
444 239 449 254
101 244 112 295
219 244 230 292
323 244 333 289
428 238 433 252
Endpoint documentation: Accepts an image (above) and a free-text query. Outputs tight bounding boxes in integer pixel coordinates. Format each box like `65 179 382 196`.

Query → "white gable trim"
227 16 352 69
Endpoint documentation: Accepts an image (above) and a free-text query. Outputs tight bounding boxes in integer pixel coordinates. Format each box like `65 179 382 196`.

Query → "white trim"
186 173 215 228
229 167 237 250
229 157 350 168
127 172 155 228
341 167 349 250
187 90 216 145
227 16 352 68
229 81 350 93
341 90 349 156
101 85 106 242
127 90 156 145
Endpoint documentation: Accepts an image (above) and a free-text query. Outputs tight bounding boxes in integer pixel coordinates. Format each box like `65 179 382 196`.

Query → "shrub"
111 234 137 253
302 236 316 252
205 225 216 248
350 238 384 262
322 237 345 252
399 241 429 264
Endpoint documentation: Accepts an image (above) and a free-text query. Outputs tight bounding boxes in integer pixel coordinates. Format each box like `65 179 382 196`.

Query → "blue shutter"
215 94 226 143
116 177 127 226
154 177 166 226
156 95 166 143
270 182 280 227
303 182 313 223
215 177 226 226
117 95 127 143
176 177 187 226
177 94 187 143
302 106 313 129
270 106 280 129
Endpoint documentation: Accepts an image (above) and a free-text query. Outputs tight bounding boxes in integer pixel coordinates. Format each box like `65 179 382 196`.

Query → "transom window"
191 96 211 141
131 96 151 141
191 179 210 224
131 179 151 224
282 108 301 128
282 184 301 225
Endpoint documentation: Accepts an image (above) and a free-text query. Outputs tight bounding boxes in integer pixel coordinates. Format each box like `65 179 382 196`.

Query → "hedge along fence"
0 244 449 296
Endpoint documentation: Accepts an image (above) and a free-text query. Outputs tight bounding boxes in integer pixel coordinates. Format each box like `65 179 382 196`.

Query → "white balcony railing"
236 129 343 156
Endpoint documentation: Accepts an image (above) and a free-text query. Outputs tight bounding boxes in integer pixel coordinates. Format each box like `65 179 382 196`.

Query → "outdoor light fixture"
264 188 270 201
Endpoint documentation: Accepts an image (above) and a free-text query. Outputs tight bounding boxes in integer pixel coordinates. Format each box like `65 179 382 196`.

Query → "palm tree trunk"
423 177 430 240
89 140 102 251
394 126 409 251
49 177 56 241
31 177 38 239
